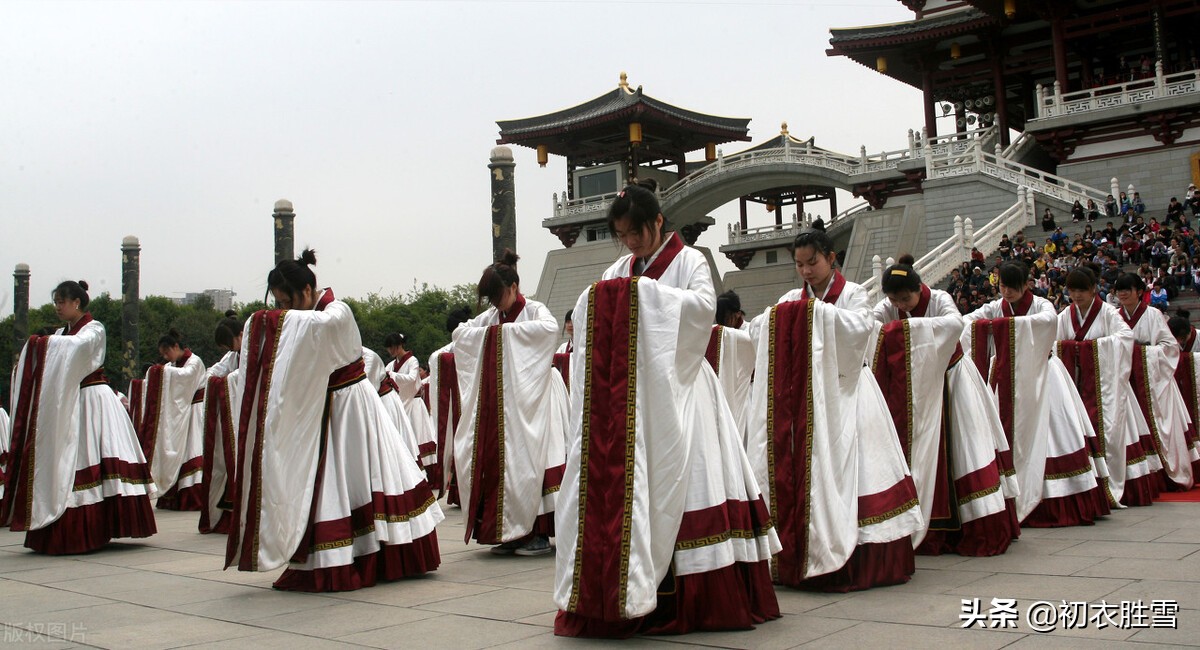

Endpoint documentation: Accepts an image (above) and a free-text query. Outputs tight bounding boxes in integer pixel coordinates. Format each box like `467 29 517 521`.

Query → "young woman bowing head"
226 250 443 592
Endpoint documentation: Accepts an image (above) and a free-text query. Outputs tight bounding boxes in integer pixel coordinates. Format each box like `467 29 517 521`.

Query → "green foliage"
0 283 480 405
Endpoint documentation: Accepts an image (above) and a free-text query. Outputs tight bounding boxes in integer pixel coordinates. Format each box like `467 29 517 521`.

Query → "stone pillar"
489 146 517 262
121 236 141 386
13 263 29 364
273 199 295 265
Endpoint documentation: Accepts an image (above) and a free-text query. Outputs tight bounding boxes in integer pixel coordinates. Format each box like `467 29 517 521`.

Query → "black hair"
606 179 666 238
563 308 574 323
1113 272 1146 294
52 280 90 310
997 261 1029 289
158 327 184 350
214 312 242 350
446 305 472 333
715 290 743 325
881 264 922 294
477 249 520 308
1065 266 1099 291
790 229 837 260
897 253 916 266
383 332 408 348
1169 314 1192 338
267 249 318 304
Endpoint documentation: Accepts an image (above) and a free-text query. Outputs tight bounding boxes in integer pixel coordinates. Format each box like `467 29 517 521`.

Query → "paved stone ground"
2 497 1199 649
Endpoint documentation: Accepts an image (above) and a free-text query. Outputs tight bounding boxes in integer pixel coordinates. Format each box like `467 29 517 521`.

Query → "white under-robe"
706 324 755 447
387 354 438 467
201 351 241 533
364 347 423 466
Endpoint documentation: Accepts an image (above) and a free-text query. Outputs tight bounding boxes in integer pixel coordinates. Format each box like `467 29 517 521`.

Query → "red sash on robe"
129 379 145 433
1056 340 1107 458
767 299 816 585
436 352 460 499
552 353 571 391
1174 345 1200 453
2 335 51 529
1120 302 1148 329
392 351 414 373
200 374 235 534
500 295 527 324
1000 291 1033 318
139 365 166 461
565 277 638 621
704 325 723 375
463 325 505 545
1129 343 1169 470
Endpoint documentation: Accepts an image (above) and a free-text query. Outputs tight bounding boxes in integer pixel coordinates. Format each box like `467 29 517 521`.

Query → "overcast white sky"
1 0 930 315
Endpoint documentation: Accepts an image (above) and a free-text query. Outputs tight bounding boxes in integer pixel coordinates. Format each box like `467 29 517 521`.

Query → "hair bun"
1179 309 1192 319
897 254 915 266
299 249 318 266
497 249 520 267
635 178 659 193
78 280 89 291
224 309 237 318
168 327 183 340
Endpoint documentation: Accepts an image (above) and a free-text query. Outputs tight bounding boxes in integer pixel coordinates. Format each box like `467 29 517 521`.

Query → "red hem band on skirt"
156 483 205 511
1022 489 1104 527
554 561 779 638
272 532 440 593
917 509 1015 557
798 539 915 593
24 495 157 555
1003 498 1021 540
1120 474 1158 507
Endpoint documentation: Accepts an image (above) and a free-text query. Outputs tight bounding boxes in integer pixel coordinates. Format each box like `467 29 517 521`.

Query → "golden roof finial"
781 121 789 136
619 71 629 90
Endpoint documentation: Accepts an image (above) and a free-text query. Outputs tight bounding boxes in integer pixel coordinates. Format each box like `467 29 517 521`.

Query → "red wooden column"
922 69 938 138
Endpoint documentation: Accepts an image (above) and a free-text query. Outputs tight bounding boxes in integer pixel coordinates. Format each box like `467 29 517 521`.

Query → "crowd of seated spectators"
946 183 1200 314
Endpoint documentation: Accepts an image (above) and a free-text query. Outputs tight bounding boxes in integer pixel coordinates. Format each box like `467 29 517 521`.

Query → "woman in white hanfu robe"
1112 273 1194 491
428 306 472 503
1056 266 1157 507
964 262 1109 527
555 181 779 637
141 329 207 511
707 291 755 445
873 264 1013 556
227 250 443 592
385 334 438 471
1169 313 1200 476
200 315 243 534
1 280 155 554
453 250 567 556
747 230 922 593
364 346 423 467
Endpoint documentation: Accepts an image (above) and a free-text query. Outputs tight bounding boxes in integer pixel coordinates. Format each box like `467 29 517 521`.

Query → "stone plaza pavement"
2 498 1199 649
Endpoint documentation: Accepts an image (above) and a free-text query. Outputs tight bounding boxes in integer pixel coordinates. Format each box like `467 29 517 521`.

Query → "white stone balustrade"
1033 62 1200 120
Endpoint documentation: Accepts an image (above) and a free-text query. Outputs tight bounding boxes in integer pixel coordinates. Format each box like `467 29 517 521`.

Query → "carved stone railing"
1033 61 1200 120
861 187 1032 304
926 140 1106 207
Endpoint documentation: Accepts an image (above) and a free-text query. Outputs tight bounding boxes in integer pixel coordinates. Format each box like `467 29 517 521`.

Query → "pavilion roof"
827 8 998 50
496 79 750 160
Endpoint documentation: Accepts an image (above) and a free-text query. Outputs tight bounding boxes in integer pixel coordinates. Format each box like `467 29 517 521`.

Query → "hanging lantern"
1004 0 1016 19
705 142 717 162
876 56 888 73
629 122 643 146
766 202 776 212
950 42 961 60
536 144 548 167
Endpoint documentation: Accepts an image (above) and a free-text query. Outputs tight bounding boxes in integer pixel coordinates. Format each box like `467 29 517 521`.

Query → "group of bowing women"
4 178 1200 639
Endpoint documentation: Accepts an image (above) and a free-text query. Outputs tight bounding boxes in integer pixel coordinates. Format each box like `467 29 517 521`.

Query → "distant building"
177 289 237 312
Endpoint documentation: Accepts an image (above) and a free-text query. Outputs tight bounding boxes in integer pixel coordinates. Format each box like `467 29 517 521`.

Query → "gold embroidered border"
1138 349 1170 469
374 494 438 523
713 324 724 375
902 321 914 458
1091 341 1106 454
802 300 816 579
495 326 507 540
765 306 779 582
956 483 1000 506
567 284 598 614
858 497 919 527
1044 465 1095 481
618 279 640 617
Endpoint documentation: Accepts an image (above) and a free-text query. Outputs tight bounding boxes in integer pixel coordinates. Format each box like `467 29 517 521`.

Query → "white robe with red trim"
873 288 1008 546
1056 301 1151 505
453 298 567 544
778 282 924 546
228 293 444 573
386 355 438 468
708 324 755 446
427 342 458 486
555 242 778 620
1125 307 1194 489
144 352 206 497
5 321 153 531
364 347 423 466
0 408 9 503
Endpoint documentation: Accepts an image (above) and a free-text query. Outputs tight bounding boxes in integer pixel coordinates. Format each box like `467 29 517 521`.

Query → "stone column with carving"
274 199 295 265
121 236 141 386
490 146 517 262
13 263 29 365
